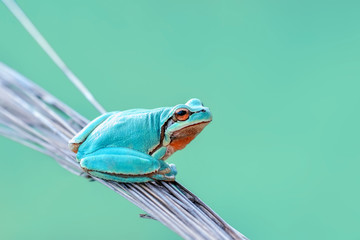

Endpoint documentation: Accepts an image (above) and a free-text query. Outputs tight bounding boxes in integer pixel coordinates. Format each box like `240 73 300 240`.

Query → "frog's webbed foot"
78 147 176 183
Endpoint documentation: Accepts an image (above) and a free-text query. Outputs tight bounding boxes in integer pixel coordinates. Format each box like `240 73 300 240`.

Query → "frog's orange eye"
174 108 190 121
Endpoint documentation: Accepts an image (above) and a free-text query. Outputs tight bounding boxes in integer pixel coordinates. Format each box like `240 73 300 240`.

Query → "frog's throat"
149 121 210 160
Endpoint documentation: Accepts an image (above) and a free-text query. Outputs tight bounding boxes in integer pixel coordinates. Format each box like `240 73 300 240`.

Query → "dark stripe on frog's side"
84 168 168 178
148 118 171 157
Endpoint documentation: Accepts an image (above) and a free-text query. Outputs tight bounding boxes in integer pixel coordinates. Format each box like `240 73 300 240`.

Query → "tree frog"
68 98 212 183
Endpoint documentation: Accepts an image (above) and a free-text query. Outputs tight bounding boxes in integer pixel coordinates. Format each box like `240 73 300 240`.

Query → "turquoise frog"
68 99 212 182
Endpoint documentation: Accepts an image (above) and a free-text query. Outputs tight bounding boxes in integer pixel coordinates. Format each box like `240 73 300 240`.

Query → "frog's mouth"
169 121 211 151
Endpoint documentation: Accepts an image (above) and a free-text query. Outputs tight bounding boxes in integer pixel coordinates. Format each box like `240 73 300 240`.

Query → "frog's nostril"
200 109 206 113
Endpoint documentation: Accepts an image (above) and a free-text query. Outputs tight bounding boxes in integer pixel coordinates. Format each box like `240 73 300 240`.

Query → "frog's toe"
151 164 177 181
167 164 177 176
150 174 176 181
157 168 171 175
157 161 177 175
163 175 176 181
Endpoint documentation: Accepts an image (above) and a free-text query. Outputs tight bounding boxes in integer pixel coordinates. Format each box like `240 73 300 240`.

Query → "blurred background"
1 0 359 239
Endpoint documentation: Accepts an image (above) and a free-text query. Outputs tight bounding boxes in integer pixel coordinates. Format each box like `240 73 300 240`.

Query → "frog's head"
157 98 212 159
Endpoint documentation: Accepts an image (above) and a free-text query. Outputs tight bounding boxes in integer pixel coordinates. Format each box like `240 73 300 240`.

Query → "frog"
68 98 212 183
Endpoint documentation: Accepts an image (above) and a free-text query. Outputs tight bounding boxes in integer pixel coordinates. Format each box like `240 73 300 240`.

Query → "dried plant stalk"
0 62 248 240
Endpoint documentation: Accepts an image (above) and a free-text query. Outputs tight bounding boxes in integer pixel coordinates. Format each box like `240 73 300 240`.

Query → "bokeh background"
1 0 359 239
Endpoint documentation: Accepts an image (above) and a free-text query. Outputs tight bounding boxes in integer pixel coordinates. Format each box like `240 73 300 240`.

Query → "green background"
1 0 359 239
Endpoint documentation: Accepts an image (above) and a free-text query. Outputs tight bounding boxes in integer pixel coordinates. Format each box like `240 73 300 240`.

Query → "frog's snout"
200 107 212 123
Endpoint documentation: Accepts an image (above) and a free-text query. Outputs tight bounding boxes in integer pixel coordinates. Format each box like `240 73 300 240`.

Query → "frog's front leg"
78 148 176 183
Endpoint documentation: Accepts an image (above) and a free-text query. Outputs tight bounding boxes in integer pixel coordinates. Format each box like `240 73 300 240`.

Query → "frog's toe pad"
167 164 177 176
163 175 176 181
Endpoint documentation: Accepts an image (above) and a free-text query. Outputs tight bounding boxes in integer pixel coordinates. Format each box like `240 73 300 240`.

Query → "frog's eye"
174 108 190 121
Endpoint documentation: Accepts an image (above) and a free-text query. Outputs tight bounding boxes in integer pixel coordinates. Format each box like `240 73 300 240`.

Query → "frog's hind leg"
78 147 162 183
69 112 113 153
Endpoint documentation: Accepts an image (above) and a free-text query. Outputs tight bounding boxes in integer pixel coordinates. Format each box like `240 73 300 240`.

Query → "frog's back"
77 108 165 159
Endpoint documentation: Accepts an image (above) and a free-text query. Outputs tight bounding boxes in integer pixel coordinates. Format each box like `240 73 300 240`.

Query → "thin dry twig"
0 62 248 240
